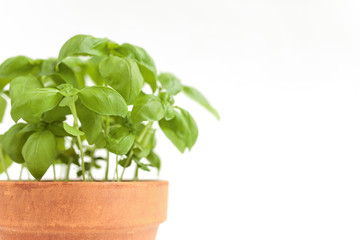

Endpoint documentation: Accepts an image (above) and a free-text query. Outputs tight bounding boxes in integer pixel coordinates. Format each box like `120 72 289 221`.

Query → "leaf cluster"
0 34 218 181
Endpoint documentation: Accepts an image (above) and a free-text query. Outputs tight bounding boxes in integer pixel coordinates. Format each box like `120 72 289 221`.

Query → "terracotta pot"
0 181 168 240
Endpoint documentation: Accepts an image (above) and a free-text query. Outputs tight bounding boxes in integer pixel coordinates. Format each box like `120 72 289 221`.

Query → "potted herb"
0 35 218 240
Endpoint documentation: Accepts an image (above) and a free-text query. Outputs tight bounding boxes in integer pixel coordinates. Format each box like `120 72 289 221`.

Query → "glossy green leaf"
0 56 37 90
0 152 13 174
22 130 57 180
63 122 85 136
159 107 198 153
58 35 108 63
1 123 28 163
147 151 161 172
76 102 105 146
0 95 6 122
131 95 164 122
106 127 135 155
48 122 69 137
115 43 157 92
11 88 63 123
158 73 183 95
183 86 220 120
42 106 70 123
99 56 144 104
9 76 43 100
86 57 105 85
78 86 127 116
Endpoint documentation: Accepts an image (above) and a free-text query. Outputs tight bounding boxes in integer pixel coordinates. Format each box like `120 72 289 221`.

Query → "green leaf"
63 122 85 136
158 73 183 95
9 76 43 100
133 128 156 159
134 158 150 172
147 151 161 172
42 106 71 123
0 95 6 122
159 107 198 153
1 123 28 163
48 122 69 137
22 130 57 180
11 88 63 123
76 102 105 146
58 34 108 64
0 56 37 90
78 86 127 117
99 56 144 104
131 95 164 123
183 86 220 120
106 127 135 155
115 43 157 92
0 152 13 174
57 84 80 97
86 57 105 85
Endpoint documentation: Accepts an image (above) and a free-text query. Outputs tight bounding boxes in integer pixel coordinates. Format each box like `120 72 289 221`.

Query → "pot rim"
0 180 168 185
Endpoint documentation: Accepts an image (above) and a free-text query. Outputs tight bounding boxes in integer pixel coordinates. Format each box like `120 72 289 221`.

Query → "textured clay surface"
0 181 168 240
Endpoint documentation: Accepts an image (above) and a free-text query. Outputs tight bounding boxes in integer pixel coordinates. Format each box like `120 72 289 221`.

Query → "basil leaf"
9 76 43 100
86 56 105 85
0 152 12 174
115 43 157 92
147 151 161 173
99 56 144 104
159 107 198 153
0 56 37 90
48 122 69 137
76 102 105 146
0 95 6 122
131 95 164 123
58 34 108 63
158 73 183 95
42 106 70 123
22 130 57 180
78 86 127 117
1 123 28 163
63 122 85 136
106 127 135 155
11 88 63 123
183 86 220 120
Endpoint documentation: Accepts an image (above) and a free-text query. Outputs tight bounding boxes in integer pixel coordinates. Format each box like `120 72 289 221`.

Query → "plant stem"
19 164 24 180
0 147 10 180
70 98 86 181
76 135 86 181
119 121 153 181
53 164 57 181
120 151 133 181
104 115 110 181
133 166 139 181
65 157 72 181
116 155 119 182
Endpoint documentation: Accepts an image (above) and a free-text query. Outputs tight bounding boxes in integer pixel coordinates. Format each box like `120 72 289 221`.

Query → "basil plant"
0 35 219 181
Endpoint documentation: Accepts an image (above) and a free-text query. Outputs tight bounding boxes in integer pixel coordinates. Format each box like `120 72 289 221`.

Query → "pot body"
0 181 168 240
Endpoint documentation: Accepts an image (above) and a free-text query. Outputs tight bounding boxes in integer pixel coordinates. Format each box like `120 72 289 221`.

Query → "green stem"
53 164 57 181
0 147 10 181
104 116 110 181
116 155 119 182
120 151 133 181
76 135 86 181
19 164 24 180
133 166 139 181
119 121 153 181
70 98 86 181
65 157 72 181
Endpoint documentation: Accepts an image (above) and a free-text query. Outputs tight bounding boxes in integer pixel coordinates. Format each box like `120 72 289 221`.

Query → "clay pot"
0 181 168 240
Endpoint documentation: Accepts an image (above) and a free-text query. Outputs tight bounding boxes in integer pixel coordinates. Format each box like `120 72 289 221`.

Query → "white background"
1 0 360 239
